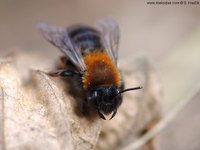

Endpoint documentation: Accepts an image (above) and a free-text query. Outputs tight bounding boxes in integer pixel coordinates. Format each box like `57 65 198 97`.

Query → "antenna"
116 86 142 96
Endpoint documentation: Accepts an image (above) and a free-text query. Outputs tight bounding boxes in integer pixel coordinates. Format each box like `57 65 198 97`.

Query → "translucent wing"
37 23 86 72
95 18 120 63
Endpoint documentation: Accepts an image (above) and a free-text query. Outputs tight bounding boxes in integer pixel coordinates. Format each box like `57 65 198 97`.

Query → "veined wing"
37 23 86 73
95 18 120 64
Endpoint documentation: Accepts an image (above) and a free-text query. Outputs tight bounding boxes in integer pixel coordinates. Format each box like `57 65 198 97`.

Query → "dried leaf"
0 51 161 150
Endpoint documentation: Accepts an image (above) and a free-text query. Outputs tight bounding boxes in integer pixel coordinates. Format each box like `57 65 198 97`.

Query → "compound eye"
110 86 118 95
88 91 98 101
93 91 98 97
116 89 120 95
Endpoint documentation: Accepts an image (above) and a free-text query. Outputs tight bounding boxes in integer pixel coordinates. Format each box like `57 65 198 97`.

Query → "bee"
37 18 142 120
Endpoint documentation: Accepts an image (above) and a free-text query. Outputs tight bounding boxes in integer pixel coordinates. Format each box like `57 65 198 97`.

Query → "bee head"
88 86 122 120
88 86 142 120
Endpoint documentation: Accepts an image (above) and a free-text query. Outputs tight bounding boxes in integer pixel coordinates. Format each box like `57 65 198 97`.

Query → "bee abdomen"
68 26 102 55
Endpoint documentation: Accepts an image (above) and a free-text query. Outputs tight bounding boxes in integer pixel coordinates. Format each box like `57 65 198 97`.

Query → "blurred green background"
1 0 200 149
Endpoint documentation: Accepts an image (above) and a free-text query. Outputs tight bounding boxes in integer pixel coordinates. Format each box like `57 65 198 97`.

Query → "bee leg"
58 56 76 68
79 98 89 116
58 56 68 68
47 69 81 77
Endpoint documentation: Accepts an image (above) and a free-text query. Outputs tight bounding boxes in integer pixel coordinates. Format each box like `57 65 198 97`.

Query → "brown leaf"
0 52 161 150
0 55 101 150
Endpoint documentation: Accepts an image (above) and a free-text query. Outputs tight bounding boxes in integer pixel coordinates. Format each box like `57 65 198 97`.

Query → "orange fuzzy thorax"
82 51 121 89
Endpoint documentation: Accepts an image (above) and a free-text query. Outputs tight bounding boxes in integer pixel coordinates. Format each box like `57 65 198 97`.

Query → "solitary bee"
37 18 142 120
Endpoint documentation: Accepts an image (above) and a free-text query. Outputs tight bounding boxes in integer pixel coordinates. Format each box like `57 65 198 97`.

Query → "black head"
88 86 142 120
88 86 122 120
